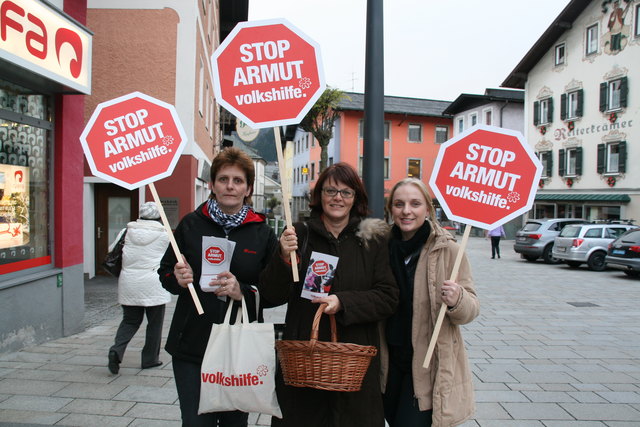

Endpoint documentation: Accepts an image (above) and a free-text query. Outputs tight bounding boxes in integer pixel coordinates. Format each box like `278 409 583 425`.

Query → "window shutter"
620 76 628 108
597 143 605 174
533 101 540 125
559 149 566 176
619 141 627 173
599 82 608 112
547 97 554 123
576 89 584 117
576 147 583 176
547 152 553 178
560 93 567 120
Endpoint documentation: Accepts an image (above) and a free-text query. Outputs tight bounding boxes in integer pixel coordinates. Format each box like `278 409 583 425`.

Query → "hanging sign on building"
211 18 325 129
80 92 187 190
429 125 542 229
0 0 92 94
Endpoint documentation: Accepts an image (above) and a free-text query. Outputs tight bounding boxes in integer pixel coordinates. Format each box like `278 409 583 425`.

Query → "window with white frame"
407 159 421 179
534 98 553 125
470 113 478 127
408 124 422 142
359 120 390 139
198 59 204 116
586 23 599 55
554 43 566 66
537 151 552 178
358 156 390 179
561 89 583 120
635 3 640 38
558 147 582 177
457 117 464 133
600 77 628 112
484 109 492 125
597 141 626 174
435 125 448 144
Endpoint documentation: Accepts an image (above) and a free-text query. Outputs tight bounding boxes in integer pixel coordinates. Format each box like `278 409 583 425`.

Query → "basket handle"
309 303 337 352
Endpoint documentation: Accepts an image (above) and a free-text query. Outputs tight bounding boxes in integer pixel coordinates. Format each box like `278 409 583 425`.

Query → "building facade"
83 0 247 278
503 0 639 222
0 0 91 352
290 92 453 219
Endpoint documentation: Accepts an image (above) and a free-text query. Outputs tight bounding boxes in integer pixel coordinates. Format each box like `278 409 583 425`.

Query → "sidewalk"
1 235 639 426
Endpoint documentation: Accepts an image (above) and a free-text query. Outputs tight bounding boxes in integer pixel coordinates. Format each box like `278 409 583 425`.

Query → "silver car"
552 223 638 271
513 218 587 263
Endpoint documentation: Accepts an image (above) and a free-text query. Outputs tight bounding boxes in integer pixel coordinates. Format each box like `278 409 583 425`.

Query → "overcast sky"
249 0 572 101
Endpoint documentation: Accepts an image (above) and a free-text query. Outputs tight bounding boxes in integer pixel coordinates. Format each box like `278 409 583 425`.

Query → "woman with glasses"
259 162 398 427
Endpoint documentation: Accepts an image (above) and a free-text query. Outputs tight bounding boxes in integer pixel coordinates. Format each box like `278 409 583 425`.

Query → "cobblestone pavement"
1 235 639 426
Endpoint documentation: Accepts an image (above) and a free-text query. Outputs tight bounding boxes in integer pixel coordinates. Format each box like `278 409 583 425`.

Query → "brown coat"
381 221 479 427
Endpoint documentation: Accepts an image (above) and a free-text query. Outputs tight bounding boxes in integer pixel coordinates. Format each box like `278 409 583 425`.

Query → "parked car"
552 222 638 271
513 218 587 263
605 228 640 277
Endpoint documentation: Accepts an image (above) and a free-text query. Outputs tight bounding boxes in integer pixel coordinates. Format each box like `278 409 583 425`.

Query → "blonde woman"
382 178 479 427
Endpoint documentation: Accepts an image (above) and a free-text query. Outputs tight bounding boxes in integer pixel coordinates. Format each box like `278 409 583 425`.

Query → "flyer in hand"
200 236 236 293
301 251 338 300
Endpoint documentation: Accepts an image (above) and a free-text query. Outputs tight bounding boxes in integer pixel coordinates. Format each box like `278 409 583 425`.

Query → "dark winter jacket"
158 202 277 364
259 214 398 426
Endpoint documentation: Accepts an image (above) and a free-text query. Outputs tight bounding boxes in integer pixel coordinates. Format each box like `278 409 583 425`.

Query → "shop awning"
535 193 631 203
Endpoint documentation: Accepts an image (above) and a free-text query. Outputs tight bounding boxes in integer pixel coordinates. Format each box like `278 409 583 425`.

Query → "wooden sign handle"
423 224 471 369
273 127 299 282
148 183 204 315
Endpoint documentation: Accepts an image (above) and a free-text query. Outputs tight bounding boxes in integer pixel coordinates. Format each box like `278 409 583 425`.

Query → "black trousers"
109 304 165 367
491 236 502 258
172 357 248 427
383 359 432 427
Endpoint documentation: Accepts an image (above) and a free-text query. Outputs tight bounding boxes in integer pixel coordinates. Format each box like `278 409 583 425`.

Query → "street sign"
429 125 542 230
80 92 187 190
211 18 325 129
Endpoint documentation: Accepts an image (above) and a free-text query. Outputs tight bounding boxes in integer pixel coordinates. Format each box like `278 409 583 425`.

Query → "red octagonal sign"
212 18 325 129
429 125 542 229
80 92 187 190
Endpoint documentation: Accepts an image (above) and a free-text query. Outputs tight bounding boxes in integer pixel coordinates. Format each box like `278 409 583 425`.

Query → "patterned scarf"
206 199 249 234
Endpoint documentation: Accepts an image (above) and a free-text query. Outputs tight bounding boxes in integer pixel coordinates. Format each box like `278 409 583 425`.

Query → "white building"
503 0 639 222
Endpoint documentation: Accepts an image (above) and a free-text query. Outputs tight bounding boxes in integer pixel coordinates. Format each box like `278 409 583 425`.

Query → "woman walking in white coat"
108 202 171 374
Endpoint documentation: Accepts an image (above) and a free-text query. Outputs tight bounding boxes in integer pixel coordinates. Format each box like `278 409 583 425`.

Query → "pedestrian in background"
486 225 506 259
159 147 277 427
108 201 171 375
383 178 479 427
261 162 398 427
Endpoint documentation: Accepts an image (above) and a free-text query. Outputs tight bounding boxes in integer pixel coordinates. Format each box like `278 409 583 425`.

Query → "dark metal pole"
363 0 384 218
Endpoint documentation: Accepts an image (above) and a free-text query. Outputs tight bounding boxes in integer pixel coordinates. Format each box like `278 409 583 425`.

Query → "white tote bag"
198 298 282 418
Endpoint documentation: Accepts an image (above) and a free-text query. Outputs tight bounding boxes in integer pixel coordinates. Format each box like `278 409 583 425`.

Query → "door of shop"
95 183 137 275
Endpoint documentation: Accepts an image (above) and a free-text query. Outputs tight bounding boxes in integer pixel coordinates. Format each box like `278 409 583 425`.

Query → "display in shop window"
0 165 29 249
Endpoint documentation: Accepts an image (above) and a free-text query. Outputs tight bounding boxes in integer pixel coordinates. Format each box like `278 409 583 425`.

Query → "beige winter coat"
380 220 479 427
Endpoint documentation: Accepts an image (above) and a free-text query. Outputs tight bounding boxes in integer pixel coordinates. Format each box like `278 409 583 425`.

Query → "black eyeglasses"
322 187 355 199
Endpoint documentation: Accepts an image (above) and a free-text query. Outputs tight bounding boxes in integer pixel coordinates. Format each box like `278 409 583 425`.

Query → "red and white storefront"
0 0 91 352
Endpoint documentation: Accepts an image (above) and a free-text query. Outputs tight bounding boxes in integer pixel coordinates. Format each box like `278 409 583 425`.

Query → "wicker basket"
275 304 378 392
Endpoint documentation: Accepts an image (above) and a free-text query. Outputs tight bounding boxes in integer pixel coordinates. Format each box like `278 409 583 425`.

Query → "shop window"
533 98 553 125
561 89 584 120
597 141 626 174
537 151 553 178
408 124 422 142
554 43 566 66
435 125 448 144
599 77 628 112
407 159 421 179
586 24 599 55
0 82 52 274
558 147 583 177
